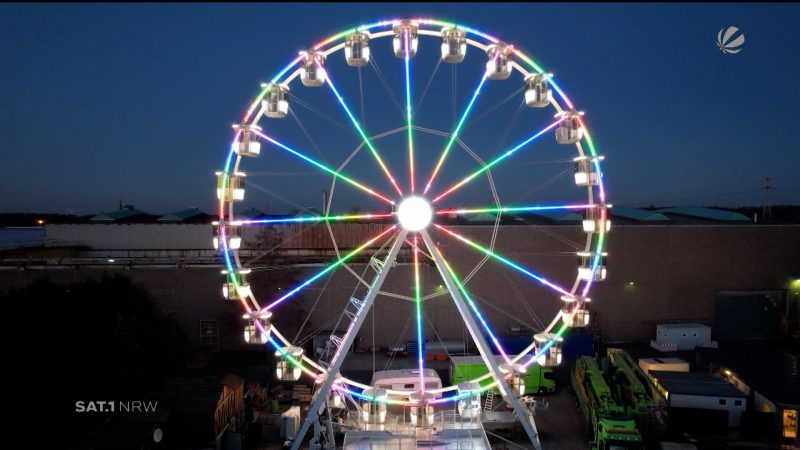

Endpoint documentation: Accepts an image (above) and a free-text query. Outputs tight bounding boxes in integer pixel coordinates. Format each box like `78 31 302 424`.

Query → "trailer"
370 368 443 398
572 355 643 449
449 355 555 395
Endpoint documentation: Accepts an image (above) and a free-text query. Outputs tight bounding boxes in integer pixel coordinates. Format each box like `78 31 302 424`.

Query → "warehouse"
650 371 747 427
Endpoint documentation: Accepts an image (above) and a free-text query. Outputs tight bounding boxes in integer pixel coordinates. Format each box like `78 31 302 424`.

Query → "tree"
3 275 188 444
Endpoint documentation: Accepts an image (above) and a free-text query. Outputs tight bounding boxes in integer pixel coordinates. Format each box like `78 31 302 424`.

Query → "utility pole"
761 176 773 220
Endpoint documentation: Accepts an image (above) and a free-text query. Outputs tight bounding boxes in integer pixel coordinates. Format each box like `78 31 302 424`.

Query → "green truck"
572 355 643 449
449 355 556 395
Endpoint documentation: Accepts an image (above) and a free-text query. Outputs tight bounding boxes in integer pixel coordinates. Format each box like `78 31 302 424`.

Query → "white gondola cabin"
578 252 607 281
556 111 584 144
582 206 611 234
486 43 513 80
344 31 371 67
457 382 482 419
361 387 388 425
212 223 241 252
392 21 419 58
440 27 467 63
525 74 552 108
299 51 326 87
560 295 591 328
500 363 527 396
233 124 261 157
216 171 245 202
534 332 563 366
574 155 603 186
243 310 272 344
221 268 251 300
408 392 434 426
263 84 289 119
276 346 304 381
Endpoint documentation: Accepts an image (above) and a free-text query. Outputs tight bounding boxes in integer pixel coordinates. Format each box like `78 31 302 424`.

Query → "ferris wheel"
215 18 608 449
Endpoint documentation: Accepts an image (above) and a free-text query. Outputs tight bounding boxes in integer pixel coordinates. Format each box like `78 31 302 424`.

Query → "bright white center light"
397 196 433 231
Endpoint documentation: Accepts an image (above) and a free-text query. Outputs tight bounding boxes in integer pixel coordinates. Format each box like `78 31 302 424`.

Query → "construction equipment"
605 349 669 444
571 355 643 449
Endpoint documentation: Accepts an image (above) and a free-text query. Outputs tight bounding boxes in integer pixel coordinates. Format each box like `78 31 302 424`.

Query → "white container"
639 357 690 375
655 323 712 350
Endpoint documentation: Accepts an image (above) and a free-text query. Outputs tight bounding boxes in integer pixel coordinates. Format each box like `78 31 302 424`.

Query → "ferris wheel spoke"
404 29 416 193
263 226 397 311
435 203 598 217
325 76 404 197
412 235 425 392
433 224 572 298
431 117 567 204
251 129 395 205
423 71 490 195
235 211 395 226
420 231 512 365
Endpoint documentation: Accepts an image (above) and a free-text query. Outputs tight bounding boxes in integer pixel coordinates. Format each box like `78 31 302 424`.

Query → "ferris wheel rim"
217 18 608 403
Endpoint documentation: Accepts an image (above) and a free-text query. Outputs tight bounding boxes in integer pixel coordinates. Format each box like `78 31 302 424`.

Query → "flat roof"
650 371 745 398
371 368 439 382
656 323 710 329
449 355 520 365
697 341 800 407
640 357 688 365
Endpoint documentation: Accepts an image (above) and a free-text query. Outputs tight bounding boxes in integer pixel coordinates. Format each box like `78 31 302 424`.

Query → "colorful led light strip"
264 226 397 311
432 118 566 203
251 129 395 205
237 211 394 226
431 245 513 366
405 29 415 193
413 236 425 393
423 71 490 195
326 77 404 197
434 224 571 297
435 204 596 216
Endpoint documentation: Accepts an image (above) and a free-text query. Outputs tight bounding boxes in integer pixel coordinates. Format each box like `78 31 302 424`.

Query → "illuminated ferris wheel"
215 18 609 449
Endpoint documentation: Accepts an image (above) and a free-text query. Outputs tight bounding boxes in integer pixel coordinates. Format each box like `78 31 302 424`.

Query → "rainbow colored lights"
251 129 395 205
434 224 572 297
405 29 416 193
326 76 404 197
424 72 490 195
237 212 393 226
216 18 607 406
263 226 397 311
435 204 597 216
413 236 425 392
432 118 566 203
430 244 513 366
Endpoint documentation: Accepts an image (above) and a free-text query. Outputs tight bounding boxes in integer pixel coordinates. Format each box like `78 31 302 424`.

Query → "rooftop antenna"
762 176 773 220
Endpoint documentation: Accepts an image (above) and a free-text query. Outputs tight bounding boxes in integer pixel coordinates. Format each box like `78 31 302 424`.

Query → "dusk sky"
1 3 798 215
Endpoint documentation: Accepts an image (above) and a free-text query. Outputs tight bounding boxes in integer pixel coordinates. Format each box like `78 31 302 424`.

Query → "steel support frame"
290 230 409 450
420 229 542 450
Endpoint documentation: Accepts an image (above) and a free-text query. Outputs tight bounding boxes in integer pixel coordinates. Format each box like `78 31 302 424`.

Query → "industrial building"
1 206 797 349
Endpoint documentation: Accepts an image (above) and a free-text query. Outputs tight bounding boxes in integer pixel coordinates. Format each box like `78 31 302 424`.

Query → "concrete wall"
3 224 798 351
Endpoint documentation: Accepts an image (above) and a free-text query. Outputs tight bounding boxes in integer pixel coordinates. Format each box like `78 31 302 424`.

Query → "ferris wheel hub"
397 196 433 231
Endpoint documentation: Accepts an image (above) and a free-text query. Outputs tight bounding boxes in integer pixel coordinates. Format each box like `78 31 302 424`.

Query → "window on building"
719 399 727 406
200 320 220 352
404 383 415 389
735 400 743 406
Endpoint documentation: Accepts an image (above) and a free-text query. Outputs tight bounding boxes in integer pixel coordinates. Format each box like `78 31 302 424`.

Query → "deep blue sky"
1 3 798 215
